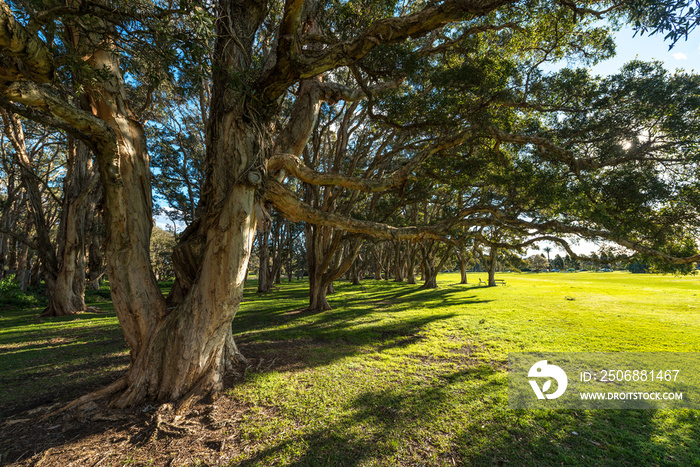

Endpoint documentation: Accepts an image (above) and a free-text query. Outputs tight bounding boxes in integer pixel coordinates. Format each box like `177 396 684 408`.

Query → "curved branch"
0 226 41 251
470 232 585 259
488 211 700 264
0 1 54 83
258 0 509 101
266 179 454 242
269 129 473 191
0 81 117 153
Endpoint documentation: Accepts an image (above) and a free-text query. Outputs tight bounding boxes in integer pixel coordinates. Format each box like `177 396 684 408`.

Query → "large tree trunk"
271 218 283 284
44 139 96 316
309 276 331 311
87 225 104 291
42 140 98 316
257 221 271 293
1 111 89 317
15 240 28 291
393 241 404 282
373 245 383 280
89 27 262 405
420 244 453 290
456 249 469 284
351 258 361 285
422 262 438 289
305 221 333 311
488 247 497 287
406 244 416 284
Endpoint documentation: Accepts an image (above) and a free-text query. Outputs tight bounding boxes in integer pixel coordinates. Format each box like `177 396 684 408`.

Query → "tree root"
38 307 77 318
40 377 128 420
224 331 248 370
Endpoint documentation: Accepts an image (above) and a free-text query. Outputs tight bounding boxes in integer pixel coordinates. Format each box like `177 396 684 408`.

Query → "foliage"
0 275 44 309
150 227 177 281
527 254 550 271
0 274 20 299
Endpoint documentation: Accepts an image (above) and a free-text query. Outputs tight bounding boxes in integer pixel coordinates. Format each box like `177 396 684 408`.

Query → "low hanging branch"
268 129 473 191
266 179 455 242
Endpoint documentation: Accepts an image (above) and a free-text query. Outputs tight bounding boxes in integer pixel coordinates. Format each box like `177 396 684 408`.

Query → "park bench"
478 278 506 286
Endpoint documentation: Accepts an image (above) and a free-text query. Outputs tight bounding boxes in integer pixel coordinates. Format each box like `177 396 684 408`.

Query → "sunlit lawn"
229 271 700 466
1 271 699 465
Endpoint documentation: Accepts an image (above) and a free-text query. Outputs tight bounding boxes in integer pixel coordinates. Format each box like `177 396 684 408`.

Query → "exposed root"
41 377 128 420
224 331 248 369
38 307 77 318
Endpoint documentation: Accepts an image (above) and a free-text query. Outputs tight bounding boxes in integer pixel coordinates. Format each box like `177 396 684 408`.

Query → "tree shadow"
234 310 458 376
0 309 128 419
231 279 497 379
234 364 700 466
234 279 493 333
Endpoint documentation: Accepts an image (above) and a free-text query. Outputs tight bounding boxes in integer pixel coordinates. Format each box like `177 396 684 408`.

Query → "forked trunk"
421 256 439 289
420 245 453 290
77 36 260 405
43 141 93 316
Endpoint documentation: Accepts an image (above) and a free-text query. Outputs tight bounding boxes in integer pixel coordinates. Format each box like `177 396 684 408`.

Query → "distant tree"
543 247 552 264
528 255 549 271
150 227 177 282
552 254 565 270
627 261 649 274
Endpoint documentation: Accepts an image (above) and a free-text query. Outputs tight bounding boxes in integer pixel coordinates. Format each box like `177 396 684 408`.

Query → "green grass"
1 272 699 465
229 272 700 466
0 285 127 417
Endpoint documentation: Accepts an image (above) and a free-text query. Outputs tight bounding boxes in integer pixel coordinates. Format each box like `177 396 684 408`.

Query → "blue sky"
590 25 700 76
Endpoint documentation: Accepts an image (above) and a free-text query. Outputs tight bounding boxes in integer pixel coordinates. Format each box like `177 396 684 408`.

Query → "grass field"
1 271 699 466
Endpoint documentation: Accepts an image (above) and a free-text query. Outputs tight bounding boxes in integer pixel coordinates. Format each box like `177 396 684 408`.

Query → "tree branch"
269 129 473 192
0 1 54 83
266 179 455 242
257 0 510 101
0 225 41 251
486 210 700 264
0 81 116 153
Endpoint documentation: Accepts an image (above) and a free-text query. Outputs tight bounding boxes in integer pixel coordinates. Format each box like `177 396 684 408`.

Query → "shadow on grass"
0 307 127 418
234 279 492 332
2 278 700 465
233 279 493 375
235 364 700 466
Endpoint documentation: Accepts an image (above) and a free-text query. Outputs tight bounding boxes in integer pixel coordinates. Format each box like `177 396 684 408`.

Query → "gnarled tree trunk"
419 242 453 290
87 33 261 405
